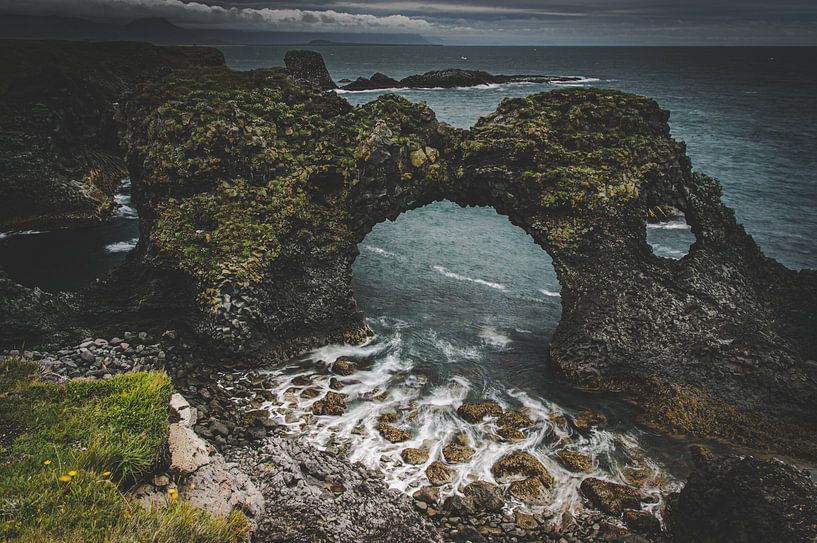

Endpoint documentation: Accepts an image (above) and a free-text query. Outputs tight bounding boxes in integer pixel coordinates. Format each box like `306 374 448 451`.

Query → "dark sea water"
2 46 815 512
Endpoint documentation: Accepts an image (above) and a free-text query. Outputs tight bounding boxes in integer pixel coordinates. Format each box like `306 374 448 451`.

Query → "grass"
0 357 248 542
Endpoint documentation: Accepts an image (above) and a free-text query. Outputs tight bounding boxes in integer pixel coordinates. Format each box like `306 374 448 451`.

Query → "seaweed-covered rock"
457 401 503 423
442 443 474 464
461 481 504 513
508 476 550 506
332 356 357 376
497 410 533 429
667 455 817 543
311 391 347 416
377 422 410 443
426 461 454 486
491 451 553 486
556 450 593 473
580 478 641 514
401 447 429 465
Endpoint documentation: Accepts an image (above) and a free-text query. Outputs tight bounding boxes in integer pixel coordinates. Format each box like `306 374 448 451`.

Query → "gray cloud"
2 0 816 44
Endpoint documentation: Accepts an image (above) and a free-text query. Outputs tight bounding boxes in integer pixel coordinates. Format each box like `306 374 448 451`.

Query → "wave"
539 288 561 298
105 238 138 253
478 326 512 349
336 79 586 94
647 219 690 230
551 76 601 86
432 265 507 291
254 346 679 521
362 244 397 258
0 229 45 240
650 243 687 258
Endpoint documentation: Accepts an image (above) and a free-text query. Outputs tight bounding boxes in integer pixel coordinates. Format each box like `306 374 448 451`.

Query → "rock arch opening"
352 200 562 391
645 206 696 260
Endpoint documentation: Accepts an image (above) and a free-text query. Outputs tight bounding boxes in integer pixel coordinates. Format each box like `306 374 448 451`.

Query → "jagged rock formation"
284 49 337 90
1 46 816 464
342 68 582 91
667 455 817 543
0 40 223 231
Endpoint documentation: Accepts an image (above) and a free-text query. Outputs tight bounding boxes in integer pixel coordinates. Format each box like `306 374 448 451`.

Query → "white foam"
478 326 512 349
105 238 138 253
362 244 397 258
649 243 687 258
0 229 45 239
252 335 680 522
539 288 561 298
647 219 690 230
433 265 507 291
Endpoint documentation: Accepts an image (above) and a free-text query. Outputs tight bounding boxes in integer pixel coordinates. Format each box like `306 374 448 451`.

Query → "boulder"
556 450 593 472
579 478 641 514
457 401 503 423
401 448 429 465
573 411 607 432
462 481 504 513
311 391 347 416
508 476 550 506
514 511 539 530
283 50 336 89
667 455 817 543
413 485 439 505
497 410 533 429
491 451 553 486
169 392 196 427
377 422 410 443
332 356 357 376
426 461 454 486
496 426 525 441
168 422 211 474
442 443 474 464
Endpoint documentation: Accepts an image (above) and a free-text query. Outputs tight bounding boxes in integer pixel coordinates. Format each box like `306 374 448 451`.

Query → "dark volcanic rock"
342 72 400 91
667 455 817 543
341 68 582 91
284 50 336 90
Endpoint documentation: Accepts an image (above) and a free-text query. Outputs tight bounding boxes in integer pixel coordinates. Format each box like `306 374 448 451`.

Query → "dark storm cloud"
2 0 816 44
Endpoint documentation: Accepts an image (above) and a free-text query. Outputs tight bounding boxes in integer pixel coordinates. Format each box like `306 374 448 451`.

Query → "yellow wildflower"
168 488 178 501
67 471 77 477
101 471 112 477
59 475 71 483
43 460 52 466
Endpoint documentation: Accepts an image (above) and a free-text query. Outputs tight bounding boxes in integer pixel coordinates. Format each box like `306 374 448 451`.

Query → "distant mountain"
0 14 436 46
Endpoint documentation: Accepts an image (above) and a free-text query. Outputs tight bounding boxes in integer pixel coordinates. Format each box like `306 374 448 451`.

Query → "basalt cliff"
1 43 817 541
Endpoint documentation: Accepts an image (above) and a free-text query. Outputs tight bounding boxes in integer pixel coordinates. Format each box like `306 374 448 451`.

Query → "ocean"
2 46 815 514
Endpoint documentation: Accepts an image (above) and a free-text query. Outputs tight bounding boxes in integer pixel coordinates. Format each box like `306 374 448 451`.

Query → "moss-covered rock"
491 451 553 486
456 401 503 423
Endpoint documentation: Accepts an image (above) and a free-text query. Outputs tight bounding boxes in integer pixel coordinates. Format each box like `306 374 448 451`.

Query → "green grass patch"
0 358 248 542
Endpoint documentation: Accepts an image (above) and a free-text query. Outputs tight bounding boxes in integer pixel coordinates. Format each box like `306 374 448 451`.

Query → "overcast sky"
3 0 817 45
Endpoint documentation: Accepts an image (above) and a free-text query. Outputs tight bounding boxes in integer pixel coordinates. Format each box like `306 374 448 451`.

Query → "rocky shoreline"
7 337 817 542
2 42 817 542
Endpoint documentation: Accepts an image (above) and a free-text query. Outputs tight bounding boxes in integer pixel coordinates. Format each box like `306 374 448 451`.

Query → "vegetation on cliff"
0 358 247 542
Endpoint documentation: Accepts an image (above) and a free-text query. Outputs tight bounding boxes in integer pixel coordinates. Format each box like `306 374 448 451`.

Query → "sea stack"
284 50 337 90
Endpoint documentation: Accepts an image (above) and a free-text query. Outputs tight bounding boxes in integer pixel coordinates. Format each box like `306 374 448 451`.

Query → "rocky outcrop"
230 435 441 542
134 393 265 528
3 47 817 465
667 455 817 543
342 68 581 91
0 40 224 232
284 50 337 90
